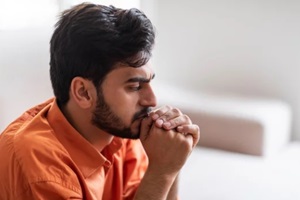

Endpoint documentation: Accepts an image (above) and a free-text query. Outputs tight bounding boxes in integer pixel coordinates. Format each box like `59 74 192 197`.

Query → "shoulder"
0 108 82 197
14 125 80 183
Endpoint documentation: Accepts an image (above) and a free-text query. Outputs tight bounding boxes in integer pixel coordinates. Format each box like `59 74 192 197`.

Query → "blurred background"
0 0 300 199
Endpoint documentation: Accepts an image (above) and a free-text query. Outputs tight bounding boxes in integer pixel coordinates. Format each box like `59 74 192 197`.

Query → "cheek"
106 90 139 122
119 95 139 121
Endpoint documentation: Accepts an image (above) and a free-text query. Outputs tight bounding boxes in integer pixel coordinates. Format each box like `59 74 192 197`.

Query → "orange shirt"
0 98 148 200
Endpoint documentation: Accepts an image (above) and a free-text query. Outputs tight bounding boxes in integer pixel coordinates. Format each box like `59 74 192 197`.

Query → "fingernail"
152 114 159 120
156 119 164 127
163 122 171 129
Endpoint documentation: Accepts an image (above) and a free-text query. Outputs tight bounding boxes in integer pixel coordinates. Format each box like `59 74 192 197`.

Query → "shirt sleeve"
19 179 82 200
122 139 148 200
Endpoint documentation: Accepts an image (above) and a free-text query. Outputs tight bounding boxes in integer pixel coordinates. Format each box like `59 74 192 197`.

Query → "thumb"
140 116 153 142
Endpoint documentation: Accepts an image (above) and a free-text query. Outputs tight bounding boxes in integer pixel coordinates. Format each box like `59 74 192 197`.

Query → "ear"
70 77 96 109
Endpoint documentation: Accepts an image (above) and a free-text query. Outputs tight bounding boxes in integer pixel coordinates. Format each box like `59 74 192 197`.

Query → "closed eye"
127 83 142 91
126 74 155 91
131 85 142 91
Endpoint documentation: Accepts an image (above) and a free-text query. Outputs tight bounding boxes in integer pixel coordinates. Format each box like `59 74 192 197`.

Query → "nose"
140 85 157 107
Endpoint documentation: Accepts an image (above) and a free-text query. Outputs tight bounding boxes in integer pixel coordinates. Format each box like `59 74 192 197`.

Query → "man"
0 3 200 200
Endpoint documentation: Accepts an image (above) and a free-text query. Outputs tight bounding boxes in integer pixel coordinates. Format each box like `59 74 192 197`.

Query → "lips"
132 108 151 122
134 114 149 123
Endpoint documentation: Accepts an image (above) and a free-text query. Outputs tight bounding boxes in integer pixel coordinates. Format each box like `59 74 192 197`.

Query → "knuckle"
155 109 163 115
183 114 190 122
165 105 172 110
168 120 175 127
174 117 182 125
162 114 170 120
172 107 181 115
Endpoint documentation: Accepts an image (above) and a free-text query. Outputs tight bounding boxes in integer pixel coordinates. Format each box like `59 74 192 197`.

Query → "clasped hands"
140 105 200 175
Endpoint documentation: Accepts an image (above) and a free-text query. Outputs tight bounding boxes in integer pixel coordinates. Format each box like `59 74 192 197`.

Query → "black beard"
91 91 151 139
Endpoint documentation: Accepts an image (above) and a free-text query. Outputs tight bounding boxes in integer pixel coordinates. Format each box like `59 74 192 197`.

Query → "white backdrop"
141 0 300 141
0 0 140 132
1 0 300 141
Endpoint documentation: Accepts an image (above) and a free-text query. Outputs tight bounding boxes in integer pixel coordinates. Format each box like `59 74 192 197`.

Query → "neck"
61 100 113 152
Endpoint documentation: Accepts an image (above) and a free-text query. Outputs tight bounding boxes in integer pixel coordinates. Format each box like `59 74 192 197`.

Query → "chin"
129 126 141 139
127 118 143 139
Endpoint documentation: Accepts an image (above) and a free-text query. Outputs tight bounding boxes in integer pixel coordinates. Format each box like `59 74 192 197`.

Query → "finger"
149 105 172 121
177 124 200 148
158 107 182 123
162 114 191 130
140 116 154 141
151 106 184 128
185 134 194 150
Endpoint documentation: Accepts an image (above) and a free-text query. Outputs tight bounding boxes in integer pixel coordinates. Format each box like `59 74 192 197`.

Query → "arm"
134 169 179 200
134 114 199 200
133 167 177 200
166 175 179 200
151 106 199 200
136 106 199 200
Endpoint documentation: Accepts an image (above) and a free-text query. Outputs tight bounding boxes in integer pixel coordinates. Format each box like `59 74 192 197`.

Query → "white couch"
154 82 292 157
179 143 300 200
153 82 299 199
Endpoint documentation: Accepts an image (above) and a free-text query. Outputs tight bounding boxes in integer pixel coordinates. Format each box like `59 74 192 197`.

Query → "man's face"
91 63 157 139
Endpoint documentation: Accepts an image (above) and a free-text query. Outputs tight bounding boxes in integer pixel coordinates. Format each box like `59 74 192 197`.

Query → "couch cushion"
154 82 292 156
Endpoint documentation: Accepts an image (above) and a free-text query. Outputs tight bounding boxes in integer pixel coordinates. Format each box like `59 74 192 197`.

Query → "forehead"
105 62 155 83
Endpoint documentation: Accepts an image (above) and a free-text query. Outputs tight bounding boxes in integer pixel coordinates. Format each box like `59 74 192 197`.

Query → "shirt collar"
47 98 123 178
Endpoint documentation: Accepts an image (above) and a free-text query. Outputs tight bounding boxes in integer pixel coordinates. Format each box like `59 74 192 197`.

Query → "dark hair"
50 3 155 105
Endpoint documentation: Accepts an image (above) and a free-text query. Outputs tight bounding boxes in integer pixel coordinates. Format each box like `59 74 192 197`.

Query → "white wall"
1 0 300 141
142 0 300 140
0 1 142 132
0 27 53 132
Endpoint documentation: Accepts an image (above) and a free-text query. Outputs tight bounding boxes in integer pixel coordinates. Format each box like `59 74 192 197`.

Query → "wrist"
133 166 179 200
145 165 178 183
147 162 180 177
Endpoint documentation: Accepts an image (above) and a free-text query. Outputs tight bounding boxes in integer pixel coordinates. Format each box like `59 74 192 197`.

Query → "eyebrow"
126 74 155 83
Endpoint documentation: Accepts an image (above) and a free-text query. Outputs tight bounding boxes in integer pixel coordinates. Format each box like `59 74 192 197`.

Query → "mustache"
133 107 152 121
